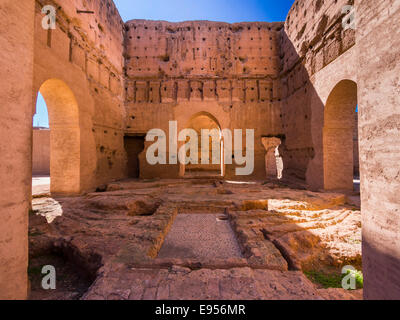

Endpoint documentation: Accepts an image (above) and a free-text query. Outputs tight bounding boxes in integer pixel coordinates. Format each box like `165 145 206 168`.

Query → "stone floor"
158 214 243 260
29 178 362 300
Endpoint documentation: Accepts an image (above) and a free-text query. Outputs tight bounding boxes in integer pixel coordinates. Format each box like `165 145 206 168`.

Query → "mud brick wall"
33 0 127 191
124 20 285 179
279 0 356 182
356 0 400 300
0 0 35 300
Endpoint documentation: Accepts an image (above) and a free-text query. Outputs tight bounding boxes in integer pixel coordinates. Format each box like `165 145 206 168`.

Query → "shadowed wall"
356 0 400 300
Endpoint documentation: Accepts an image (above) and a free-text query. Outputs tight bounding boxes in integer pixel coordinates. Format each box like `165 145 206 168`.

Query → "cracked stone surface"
84 266 322 300
29 179 362 300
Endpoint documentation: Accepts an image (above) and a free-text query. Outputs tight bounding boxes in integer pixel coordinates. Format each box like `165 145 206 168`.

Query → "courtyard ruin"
29 178 362 300
1 0 400 300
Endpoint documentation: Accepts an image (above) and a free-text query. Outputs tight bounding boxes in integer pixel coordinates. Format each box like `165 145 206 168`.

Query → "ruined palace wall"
356 0 400 299
33 0 126 192
124 20 284 179
0 0 35 300
306 47 357 189
32 128 50 175
280 0 356 187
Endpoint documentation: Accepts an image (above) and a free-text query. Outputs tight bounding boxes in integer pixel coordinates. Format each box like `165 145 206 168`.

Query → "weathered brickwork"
356 0 400 300
0 0 35 300
123 20 285 179
33 0 126 191
279 0 356 182
1 0 399 300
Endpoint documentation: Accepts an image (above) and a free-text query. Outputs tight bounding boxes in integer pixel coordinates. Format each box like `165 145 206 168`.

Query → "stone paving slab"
158 214 243 260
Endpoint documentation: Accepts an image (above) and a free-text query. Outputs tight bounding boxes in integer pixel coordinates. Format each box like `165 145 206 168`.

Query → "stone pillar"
275 147 283 180
261 137 282 180
356 0 400 299
0 0 35 299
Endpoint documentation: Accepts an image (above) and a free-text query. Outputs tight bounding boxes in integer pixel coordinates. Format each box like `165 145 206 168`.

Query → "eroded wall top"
124 20 283 79
37 0 125 73
281 0 355 76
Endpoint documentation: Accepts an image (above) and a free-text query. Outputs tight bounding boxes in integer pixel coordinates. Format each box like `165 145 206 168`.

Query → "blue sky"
114 0 294 23
33 93 49 128
34 0 294 128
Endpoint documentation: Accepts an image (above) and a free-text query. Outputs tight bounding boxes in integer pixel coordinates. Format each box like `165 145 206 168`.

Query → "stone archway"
181 111 224 177
262 137 283 180
323 80 358 190
37 79 80 194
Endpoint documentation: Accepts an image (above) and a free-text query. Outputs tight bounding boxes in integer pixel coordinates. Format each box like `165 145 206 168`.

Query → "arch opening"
323 80 358 191
33 79 80 195
262 137 283 180
181 112 224 177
